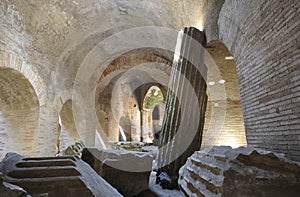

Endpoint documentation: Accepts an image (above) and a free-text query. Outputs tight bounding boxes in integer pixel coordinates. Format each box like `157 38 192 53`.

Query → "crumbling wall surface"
179 146 300 197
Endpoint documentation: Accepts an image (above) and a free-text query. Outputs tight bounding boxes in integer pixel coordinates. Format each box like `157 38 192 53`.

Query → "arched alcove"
203 40 247 148
0 67 40 158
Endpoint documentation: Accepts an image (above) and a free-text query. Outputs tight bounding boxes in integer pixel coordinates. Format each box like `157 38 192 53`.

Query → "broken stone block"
82 147 155 197
178 146 300 197
0 172 31 197
0 152 122 197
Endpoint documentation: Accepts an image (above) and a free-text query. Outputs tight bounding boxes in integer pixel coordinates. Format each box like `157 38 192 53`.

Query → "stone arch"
73 27 179 146
93 48 172 87
141 84 167 109
202 1 257 149
57 99 80 154
0 67 40 158
0 51 47 106
141 85 166 142
94 49 172 143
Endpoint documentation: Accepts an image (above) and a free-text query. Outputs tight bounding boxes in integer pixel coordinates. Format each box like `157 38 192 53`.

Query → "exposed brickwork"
215 0 300 161
203 100 246 148
0 110 39 159
0 0 298 162
0 51 46 106
203 40 246 148
94 50 171 143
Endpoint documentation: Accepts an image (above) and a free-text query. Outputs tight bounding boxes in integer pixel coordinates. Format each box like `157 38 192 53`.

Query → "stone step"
186 163 223 188
16 159 76 168
179 146 300 197
7 166 80 178
190 154 229 175
22 156 76 161
0 152 122 197
6 176 87 195
181 169 220 197
185 167 221 195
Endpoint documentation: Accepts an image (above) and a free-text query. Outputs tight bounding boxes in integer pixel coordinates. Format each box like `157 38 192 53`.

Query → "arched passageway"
95 72 168 144
57 99 80 154
94 49 171 145
142 86 165 143
203 40 247 148
0 68 40 158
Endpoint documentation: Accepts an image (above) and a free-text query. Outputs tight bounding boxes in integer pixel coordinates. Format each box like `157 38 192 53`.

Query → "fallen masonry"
82 147 155 197
0 152 122 197
2 146 300 197
0 172 31 197
178 146 300 197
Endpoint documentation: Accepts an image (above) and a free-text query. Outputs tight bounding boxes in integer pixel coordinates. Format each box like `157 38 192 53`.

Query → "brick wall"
202 40 247 148
213 0 300 161
0 109 39 159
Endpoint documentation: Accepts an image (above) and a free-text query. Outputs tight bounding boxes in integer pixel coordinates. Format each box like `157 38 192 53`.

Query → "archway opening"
142 86 165 143
203 40 247 148
57 99 80 155
94 49 171 146
0 67 39 159
95 72 168 144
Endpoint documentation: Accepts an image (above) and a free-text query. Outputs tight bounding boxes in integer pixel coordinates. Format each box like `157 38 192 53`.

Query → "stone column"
156 27 207 189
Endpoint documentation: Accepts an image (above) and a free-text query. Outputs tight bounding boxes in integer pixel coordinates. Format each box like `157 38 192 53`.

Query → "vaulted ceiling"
1 0 212 94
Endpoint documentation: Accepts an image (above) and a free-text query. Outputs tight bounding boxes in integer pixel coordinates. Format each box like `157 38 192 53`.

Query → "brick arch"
211 0 300 161
202 40 247 148
91 49 172 87
58 99 80 153
93 50 172 143
141 83 167 110
54 90 73 114
0 51 47 106
140 84 167 143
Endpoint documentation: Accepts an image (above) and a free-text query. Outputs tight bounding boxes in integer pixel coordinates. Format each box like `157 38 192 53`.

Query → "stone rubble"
178 146 300 197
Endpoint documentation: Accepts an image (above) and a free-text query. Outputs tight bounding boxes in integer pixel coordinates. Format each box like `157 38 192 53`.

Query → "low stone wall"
178 146 300 197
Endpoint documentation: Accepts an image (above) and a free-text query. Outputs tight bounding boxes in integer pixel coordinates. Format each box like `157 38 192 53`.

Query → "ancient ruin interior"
0 0 299 196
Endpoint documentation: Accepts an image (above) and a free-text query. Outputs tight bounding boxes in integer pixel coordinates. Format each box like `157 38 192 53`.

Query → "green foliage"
144 88 163 109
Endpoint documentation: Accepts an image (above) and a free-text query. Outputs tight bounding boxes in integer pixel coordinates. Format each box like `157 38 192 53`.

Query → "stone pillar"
156 27 207 189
